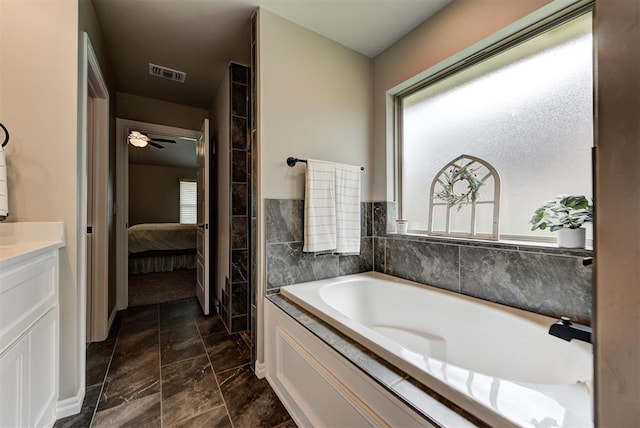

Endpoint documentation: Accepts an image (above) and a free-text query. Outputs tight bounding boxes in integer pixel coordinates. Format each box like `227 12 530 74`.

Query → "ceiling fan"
128 130 176 149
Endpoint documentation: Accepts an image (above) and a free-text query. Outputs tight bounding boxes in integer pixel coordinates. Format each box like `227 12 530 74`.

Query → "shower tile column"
226 62 250 334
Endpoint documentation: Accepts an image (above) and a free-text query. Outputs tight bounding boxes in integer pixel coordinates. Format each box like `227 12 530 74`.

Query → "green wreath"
435 165 484 211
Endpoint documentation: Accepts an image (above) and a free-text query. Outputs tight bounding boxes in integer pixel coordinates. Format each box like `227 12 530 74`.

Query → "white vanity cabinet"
0 223 64 428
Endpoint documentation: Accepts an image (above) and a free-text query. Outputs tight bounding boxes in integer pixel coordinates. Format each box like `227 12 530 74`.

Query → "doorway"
115 119 209 311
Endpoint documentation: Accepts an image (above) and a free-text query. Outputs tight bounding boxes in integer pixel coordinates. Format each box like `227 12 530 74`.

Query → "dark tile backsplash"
459 246 592 323
384 238 460 293
265 199 375 291
265 199 593 324
266 199 304 243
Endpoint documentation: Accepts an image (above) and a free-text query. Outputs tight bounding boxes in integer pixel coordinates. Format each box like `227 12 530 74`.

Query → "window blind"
179 180 197 224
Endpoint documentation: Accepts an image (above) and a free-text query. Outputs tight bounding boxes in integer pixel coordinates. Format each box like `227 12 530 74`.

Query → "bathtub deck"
267 293 487 427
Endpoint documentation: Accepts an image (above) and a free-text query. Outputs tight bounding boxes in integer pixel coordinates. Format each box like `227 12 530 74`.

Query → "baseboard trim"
56 386 85 419
254 361 267 379
108 305 117 333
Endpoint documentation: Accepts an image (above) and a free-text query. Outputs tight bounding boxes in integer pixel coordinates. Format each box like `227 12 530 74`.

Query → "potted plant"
530 195 593 248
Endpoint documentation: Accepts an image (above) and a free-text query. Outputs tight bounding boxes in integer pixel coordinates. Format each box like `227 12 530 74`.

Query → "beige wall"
128 164 196 225
117 92 209 131
78 0 118 316
258 9 373 201
255 7 372 365
0 0 80 400
212 70 230 304
371 0 551 200
594 0 640 425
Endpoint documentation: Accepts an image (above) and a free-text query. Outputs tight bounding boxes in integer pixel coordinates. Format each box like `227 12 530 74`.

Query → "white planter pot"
396 219 408 234
557 228 586 248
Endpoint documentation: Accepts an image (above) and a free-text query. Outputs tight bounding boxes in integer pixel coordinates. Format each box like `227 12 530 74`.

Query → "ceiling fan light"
129 137 148 148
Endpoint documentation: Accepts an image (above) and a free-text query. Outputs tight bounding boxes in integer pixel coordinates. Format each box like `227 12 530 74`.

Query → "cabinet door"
0 337 30 427
29 308 58 427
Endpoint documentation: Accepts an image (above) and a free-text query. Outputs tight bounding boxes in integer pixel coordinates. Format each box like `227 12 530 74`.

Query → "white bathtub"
280 272 593 427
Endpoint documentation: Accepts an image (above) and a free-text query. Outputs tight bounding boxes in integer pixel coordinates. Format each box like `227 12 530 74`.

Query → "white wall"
259 9 373 201
371 0 551 201
212 71 230 304
0 0 80 400
117 92 208 131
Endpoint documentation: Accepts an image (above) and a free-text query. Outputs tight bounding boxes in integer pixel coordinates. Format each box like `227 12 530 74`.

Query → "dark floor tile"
202 331 251 373
53 384 101 428
86 339 116 387
107 310 126 340
160 323 205 366
161 355 223 426
115 326 158 358
274 420 299 428
121 305 158 334
196 314 227 336
240 330 251 348
218 365 292 428
97 346 160 412
167 406 231 428
92 392 161 428
160 298 201 332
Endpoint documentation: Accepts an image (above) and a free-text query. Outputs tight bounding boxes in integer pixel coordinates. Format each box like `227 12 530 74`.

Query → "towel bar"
287 157 364 171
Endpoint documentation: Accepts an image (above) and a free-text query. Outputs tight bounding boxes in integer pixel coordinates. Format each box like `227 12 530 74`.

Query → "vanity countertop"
0 222 65 269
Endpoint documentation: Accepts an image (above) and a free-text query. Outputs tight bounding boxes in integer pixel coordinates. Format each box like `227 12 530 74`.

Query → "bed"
128 223 197 274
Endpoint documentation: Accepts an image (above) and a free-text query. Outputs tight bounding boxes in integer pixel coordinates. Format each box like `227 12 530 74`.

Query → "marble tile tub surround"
265 199 375 291
266 198 592 322
374 202 593 324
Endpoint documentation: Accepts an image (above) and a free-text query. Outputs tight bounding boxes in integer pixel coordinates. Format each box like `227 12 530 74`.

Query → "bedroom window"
397 11 593 243
179 179 197 224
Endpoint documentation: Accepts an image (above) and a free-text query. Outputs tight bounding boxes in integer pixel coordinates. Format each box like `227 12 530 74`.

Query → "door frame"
196 118 210 314
115 119 201 310
79 32 110 344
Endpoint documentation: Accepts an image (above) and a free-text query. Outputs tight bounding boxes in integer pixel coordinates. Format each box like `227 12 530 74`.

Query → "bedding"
128 223 197 274
128 223 197 253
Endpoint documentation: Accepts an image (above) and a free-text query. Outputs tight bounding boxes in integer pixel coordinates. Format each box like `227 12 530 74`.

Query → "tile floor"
55 298 294 428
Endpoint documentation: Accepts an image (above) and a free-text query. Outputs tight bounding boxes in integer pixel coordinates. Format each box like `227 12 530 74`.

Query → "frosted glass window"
401 13 593 241
179 179 197 224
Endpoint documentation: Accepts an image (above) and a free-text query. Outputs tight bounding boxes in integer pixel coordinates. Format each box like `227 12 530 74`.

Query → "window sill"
382 232 593 257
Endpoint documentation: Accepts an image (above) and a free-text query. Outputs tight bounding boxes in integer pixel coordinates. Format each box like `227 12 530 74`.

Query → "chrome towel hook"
0 123 8 148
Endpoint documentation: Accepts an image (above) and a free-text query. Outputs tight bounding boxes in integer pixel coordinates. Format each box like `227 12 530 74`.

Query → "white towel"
335 163 361 254
0 146 7 218
303 160 336 253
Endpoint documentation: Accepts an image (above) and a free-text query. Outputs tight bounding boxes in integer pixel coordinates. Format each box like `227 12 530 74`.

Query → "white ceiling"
92 0 451 109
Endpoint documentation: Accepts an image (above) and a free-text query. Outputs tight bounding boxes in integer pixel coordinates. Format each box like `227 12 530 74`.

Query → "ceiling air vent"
148 63 186 83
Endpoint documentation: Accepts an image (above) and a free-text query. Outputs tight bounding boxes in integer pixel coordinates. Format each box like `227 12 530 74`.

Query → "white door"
196 118 210 314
